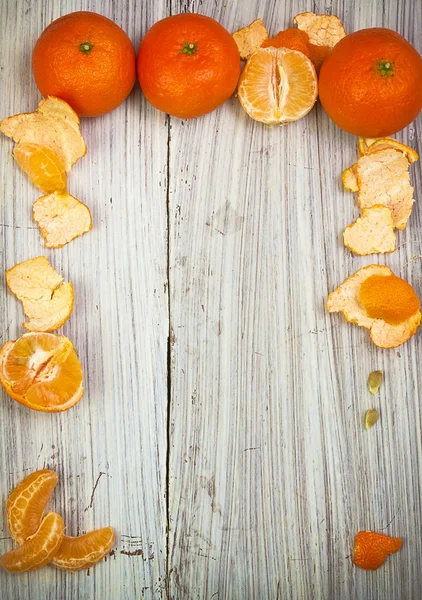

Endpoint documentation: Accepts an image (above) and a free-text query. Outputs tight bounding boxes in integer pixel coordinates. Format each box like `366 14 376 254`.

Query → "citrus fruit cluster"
1 470 114 572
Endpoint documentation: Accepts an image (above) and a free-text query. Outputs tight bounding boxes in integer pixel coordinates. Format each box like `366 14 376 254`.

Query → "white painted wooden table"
0 0 421 598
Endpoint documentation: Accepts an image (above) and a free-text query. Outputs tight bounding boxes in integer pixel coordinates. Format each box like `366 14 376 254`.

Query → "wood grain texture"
168 1 422 599
0 1 168 598
1 0 422 599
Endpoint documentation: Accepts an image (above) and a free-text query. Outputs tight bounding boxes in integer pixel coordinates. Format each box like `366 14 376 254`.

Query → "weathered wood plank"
0 1 169 598
168 0 422 598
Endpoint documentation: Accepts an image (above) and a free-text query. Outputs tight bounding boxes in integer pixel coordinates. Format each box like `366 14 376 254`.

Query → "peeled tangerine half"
0 332 84 411
33 191 92 248
237 47 318 124
6 256 74 332
326 265 421 348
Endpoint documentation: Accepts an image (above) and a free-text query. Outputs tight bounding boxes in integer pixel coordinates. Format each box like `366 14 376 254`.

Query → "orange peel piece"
326 265 421 348
343 144 418 230
51 527 115 571
343 206 396 255
232 18 268 60
0 96 86 172
293 12 346 48
238 47 318 125
0 332 84 412
7 470 58 545
1 512 64 572
6 256 74 332
353 531 402 570
33 191 92 248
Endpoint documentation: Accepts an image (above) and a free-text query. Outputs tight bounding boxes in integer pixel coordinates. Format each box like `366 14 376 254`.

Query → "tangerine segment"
52 527 115 571
13 143 66 194
0 333 84 412
360 274 420 325
7 470 58 545
1 512 64 573
353 531 402 570
238 47 317 124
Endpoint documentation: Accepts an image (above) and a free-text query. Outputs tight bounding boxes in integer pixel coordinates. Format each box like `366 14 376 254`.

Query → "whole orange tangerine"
319 28 422 137
32 12 136 117
137 13 241 119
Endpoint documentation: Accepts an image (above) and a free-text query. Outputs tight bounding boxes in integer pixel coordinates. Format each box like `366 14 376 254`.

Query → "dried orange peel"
7 470 58 545
0 96 86 173
33 191 92 248
353 531 402 570
238 47 317 125
1 512 65 573
51 528 115 571
293 12 346 48
0 332 84 412
342 139 419 231
326 265 421 348
6 256 74 332
232 18 268 60
343 206 396 255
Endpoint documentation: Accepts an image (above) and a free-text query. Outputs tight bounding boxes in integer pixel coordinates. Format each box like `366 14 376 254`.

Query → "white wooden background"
0 0 421 598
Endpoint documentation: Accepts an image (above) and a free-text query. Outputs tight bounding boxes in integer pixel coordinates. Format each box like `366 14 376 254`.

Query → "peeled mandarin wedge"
13 143 67 194
52 527 115 571
237 47 318 124
7 470 58 545
0 332 84 412
1 512 64 573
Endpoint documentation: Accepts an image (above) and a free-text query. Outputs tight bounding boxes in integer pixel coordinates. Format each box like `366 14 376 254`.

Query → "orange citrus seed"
238 46 318 125
353 531 402 570
51 527 115 571
13 143 66 194
0 332 84 412
1 512 64 573
7 470 58 545
360 274 420 325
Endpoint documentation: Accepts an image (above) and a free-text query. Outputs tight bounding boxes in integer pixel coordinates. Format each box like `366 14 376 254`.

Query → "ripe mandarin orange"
32 12 136 117
138 13 241 119
319 28 422 137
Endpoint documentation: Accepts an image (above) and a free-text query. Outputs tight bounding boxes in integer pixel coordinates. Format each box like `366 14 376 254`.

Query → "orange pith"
1 512 64 572
360 274 420 325
7 470 58 545
0 333 84 412
261 28 330 72
13 143 66 194
353 531 402 570
51 527 115 571
237 47 318 124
